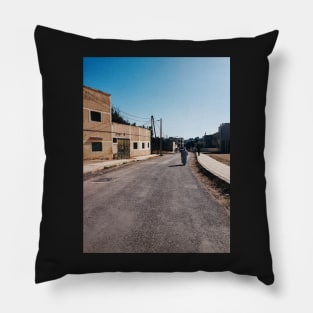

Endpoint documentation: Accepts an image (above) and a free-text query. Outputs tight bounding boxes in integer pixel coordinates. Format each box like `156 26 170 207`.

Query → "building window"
133 142 138 149
92 142 102 152
90 111 101 122
142 142 145 149
148 142 150 148
112 138 117 143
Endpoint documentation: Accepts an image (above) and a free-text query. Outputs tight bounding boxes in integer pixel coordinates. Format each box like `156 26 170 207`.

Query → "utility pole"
152 115 156 138
150 115 153 153
160 118 163 156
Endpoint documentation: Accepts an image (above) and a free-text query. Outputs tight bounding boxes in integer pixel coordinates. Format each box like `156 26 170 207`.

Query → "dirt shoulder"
189 153 230 215
206 153 230 166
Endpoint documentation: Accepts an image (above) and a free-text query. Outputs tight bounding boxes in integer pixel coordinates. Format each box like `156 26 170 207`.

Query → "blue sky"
83 57 229 139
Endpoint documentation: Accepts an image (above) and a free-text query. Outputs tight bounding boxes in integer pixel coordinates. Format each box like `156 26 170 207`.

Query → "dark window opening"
90 111 101 122
133 142 138 149
142 142 145 149
113 138 117 143
148 142 150 148
92 142 102 152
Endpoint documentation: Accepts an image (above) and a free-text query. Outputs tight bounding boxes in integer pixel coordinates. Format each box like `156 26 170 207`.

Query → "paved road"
84 154 230 253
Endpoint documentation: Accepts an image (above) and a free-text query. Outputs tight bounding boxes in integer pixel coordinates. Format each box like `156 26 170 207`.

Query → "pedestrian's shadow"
168 164 183 167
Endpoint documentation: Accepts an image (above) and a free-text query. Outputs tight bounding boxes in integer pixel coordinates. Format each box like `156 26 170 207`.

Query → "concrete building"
162 137 178 152
112 122 150 159
203 133 219 148
83 86 113 160
218 123 230 153
83 86 151 160
174 137 184 149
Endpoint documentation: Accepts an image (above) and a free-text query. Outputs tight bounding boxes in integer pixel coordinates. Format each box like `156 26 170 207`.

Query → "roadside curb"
83 154 159 177
196 153 230 184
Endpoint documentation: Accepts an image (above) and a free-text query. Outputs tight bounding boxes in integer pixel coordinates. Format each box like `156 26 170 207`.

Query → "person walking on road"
180 147 188 166
197 144 201 156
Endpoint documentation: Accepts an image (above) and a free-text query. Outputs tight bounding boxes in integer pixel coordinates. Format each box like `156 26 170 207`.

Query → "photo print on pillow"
35 25 278 285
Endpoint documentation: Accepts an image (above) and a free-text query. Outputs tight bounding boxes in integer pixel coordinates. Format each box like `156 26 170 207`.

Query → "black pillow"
35 25 278 285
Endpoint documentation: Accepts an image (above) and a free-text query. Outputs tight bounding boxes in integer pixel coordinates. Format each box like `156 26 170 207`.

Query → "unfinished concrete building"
83 86 151 160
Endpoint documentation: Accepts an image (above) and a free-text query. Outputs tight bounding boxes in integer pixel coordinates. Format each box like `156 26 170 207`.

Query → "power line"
111 106 150 125
83 117 150 136
84 91 149 121
113 106 150 120
120 115 150 123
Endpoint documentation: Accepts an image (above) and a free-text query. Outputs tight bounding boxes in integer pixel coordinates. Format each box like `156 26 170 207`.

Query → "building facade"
218 123 230 153
203 133 219 148
83 86 113 160
83 86 151 160
112 122 151 159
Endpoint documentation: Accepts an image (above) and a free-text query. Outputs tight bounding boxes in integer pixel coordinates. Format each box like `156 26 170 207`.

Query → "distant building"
218 123 230 153
189 123 230 153
203 133 219 148
83 86 151 160
163 137 177 152
174 137 184 149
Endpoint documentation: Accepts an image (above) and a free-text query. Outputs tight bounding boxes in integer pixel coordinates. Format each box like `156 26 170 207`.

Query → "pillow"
34 25 278 285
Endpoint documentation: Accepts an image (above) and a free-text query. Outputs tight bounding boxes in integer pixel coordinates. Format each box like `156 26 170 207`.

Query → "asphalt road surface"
84 153 230 253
